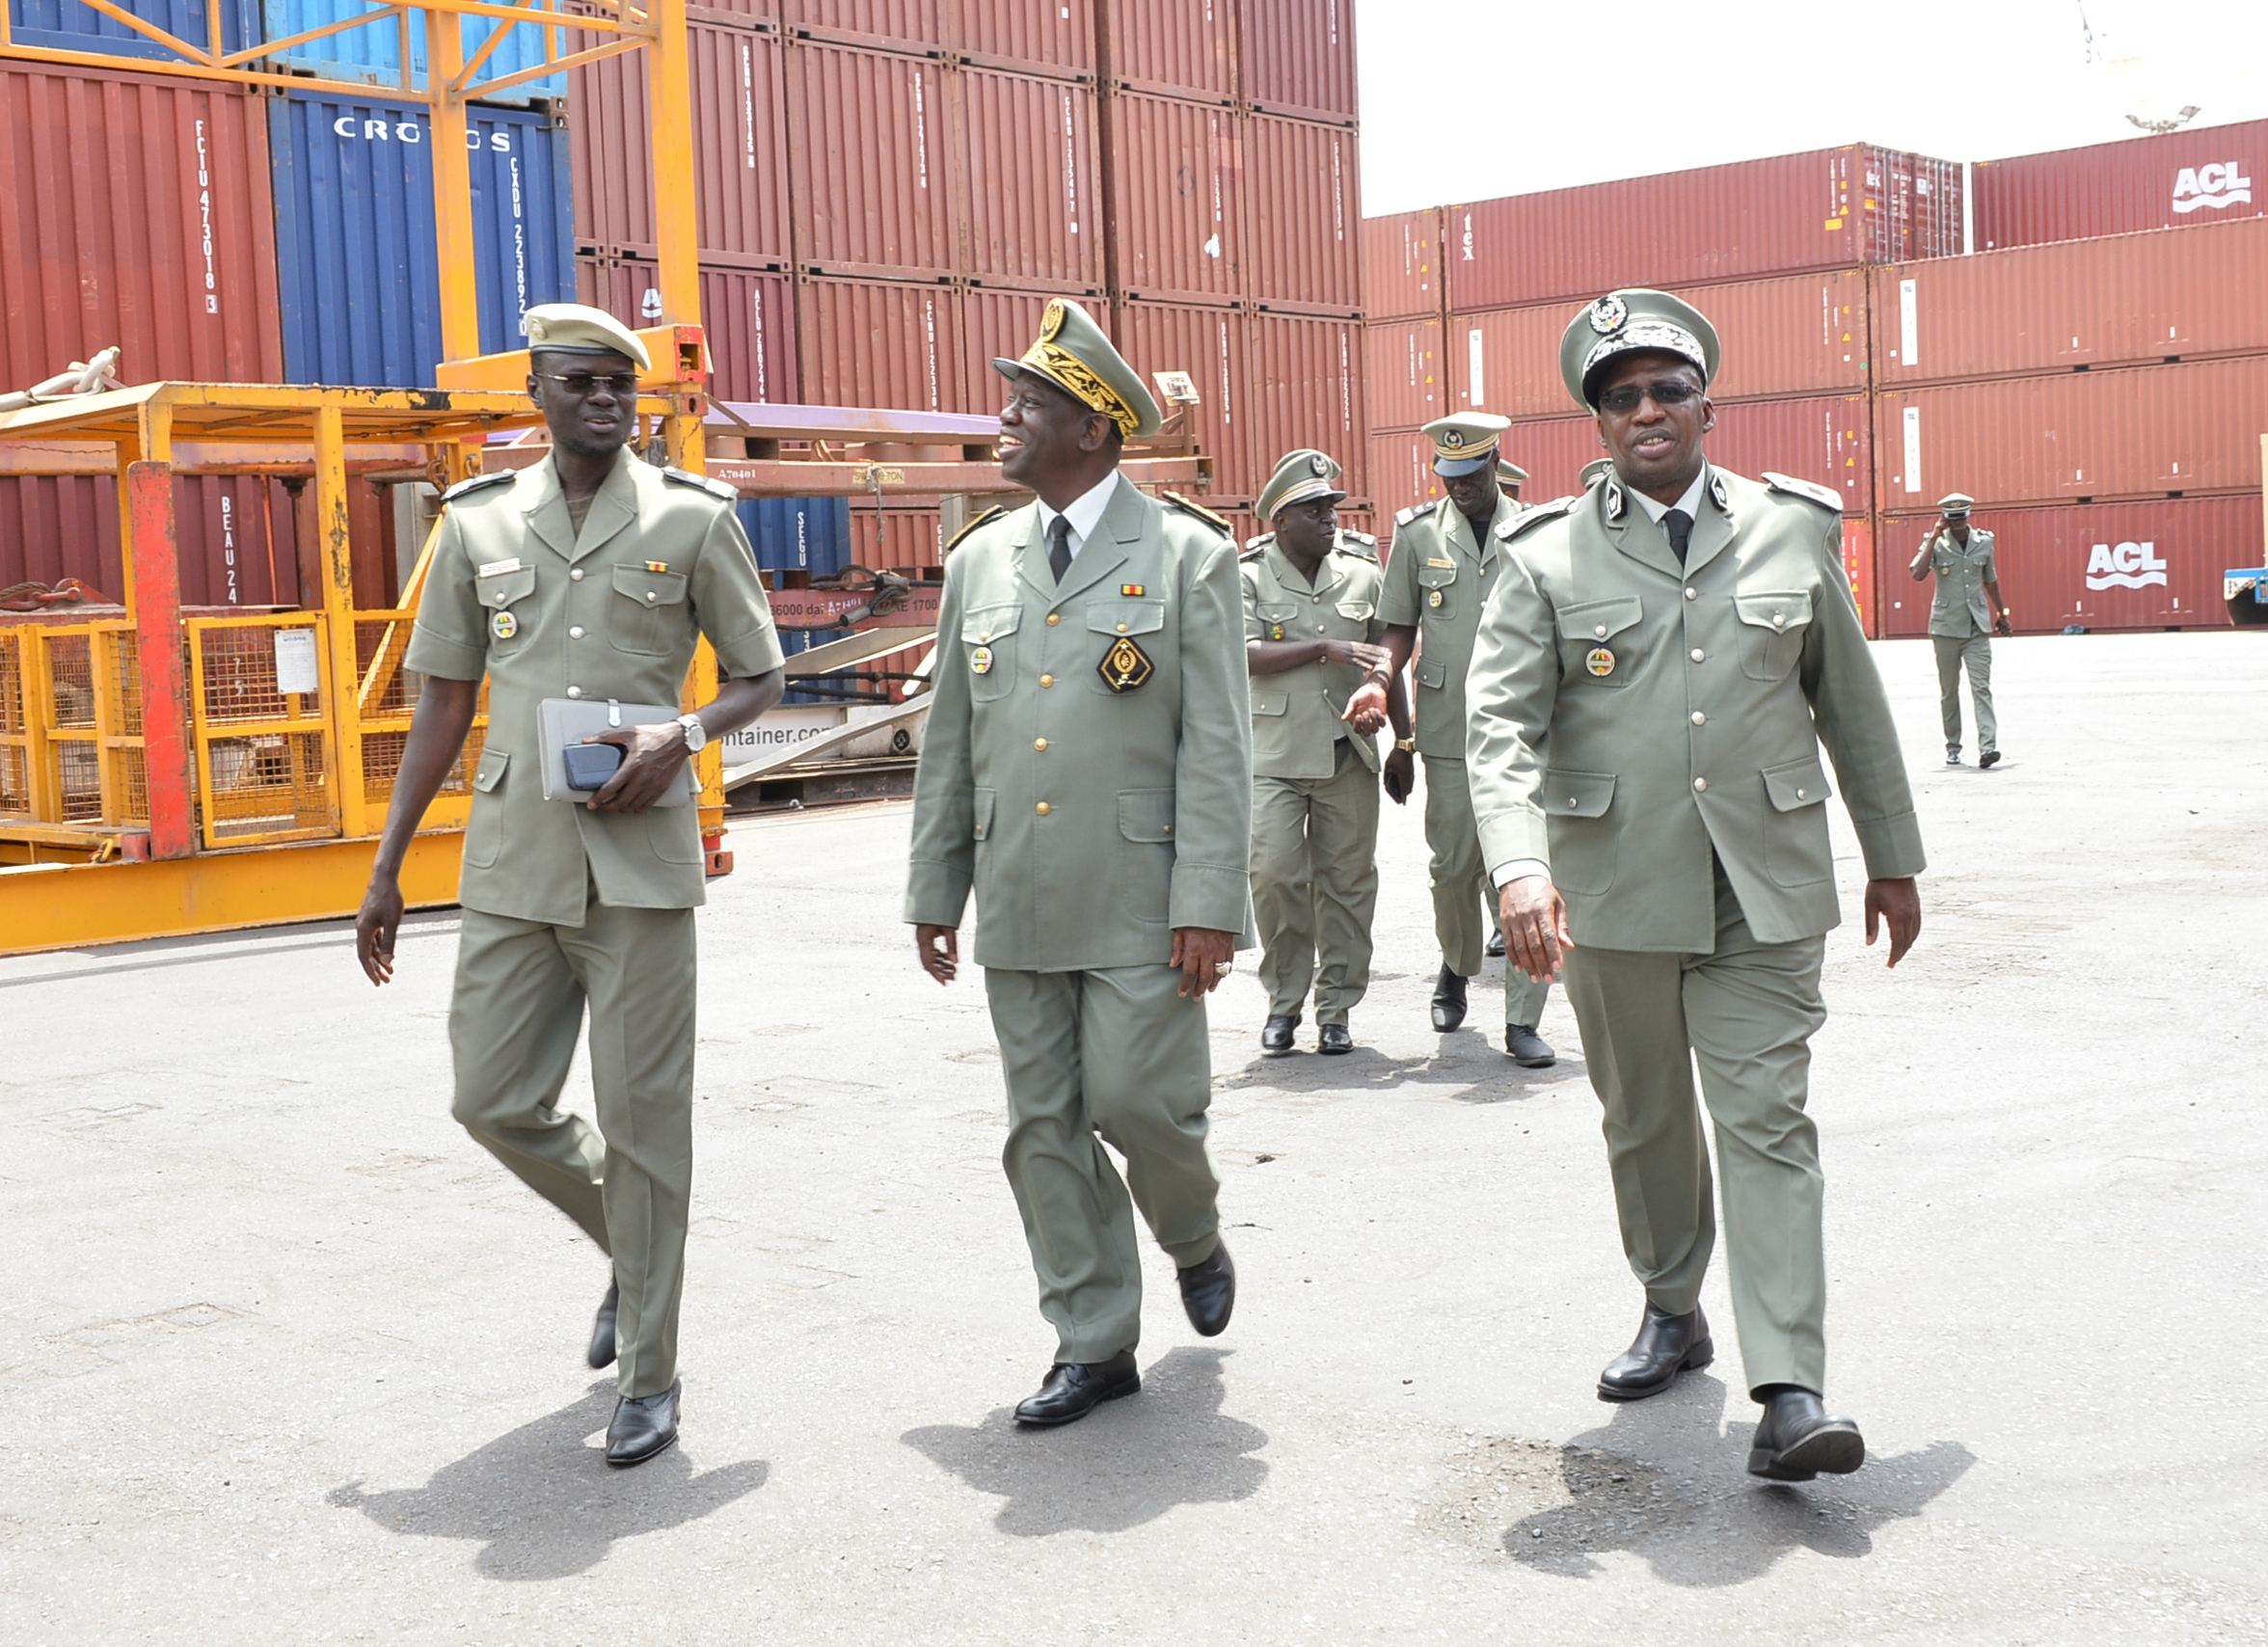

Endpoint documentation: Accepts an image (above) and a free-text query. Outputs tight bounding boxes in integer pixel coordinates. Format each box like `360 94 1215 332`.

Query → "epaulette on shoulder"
1498 496 1575 541
662 466 741 503
1162 491 1232 535
1392 503 1426 527
1337 528 1378 560
442 469 516 503
1763 472 1844 513
1240 530 1274 559
944 504 1010 554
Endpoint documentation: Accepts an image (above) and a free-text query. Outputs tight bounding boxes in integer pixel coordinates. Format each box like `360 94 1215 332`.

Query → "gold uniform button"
1693 777 1708 793
1046 613 1060 626
569 626 585 639
1690 711 1706 725
1685 587 1697 601
1690 647 1706 662
1040 673 1054 688
1163 824 1172 833
1034 738 1048 751
566 686 582 698
1116 623 1128 634
1036 801 1051 816
569 568 584 581
979 631 992 642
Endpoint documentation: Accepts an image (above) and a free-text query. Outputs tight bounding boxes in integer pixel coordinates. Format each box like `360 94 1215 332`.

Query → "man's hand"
1382 745 1414 806
1341 679 1390 736
1321 638 1390 675
1170 927 1236 999
914 924 958 985
1864 878 1922 968
356 870 405 986
585 720 692 813
1497 874 1571 983
1994 611 2013 637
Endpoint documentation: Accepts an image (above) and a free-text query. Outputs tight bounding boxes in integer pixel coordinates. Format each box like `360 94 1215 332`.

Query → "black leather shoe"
1430 965 1468 1032
1177 1240 1236 1336
1013 1351 1140 1426
587 1279 619 1369
1317 1023 1353 1055
1597 1303 1713 1401
1980 750 2002 770
1747 1388 1865 1481
1260 1013 1299 1055
1485 930 1506 958
606 1381 681 1467
1505 1023 1555 1066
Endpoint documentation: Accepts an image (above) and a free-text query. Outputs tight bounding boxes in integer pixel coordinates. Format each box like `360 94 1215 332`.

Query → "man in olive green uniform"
1497 458 1529 504
907 300 1250 1427
354 305 785 1468
1378 414 1555 1067
1242 448 1402 1056
1470 289 1925 1481
1911 492 2012 769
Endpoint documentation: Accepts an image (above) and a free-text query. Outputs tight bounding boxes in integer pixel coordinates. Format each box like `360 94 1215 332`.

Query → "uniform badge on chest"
492 610 519 641
1097 635 1154 692
1585 646 1615 677
970 644 993 675
1426 589 1444 609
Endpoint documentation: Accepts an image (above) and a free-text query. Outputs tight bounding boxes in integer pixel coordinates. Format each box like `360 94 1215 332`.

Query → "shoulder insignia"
662 466 741 503
441 470 515 502
1393 503 1424 527
944 504 1010 554
1763 472 1844 513
1336 529 1379 561
1498 496 1575 542
1240 530 1274 559
1162 491 1232 535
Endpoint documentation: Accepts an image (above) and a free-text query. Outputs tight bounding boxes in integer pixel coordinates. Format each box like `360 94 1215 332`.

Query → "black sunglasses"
534 370 640 397
1597 381 1705 415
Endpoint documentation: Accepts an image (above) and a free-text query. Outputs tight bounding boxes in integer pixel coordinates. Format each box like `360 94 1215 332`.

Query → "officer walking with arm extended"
907 301 1250 1427
1377 414 1556 1067
1910 493 2012 768
1242 448 1403 1056
1469 289 1924 1481
353 305 786 1467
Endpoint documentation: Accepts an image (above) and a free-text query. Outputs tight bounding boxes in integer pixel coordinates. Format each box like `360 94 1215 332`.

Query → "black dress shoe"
1177 1240 1235 1336
1980 750 2003 770
587 1279 619 1369
1747 1389 1865 1481
1597 1303 1713 1401
1505 1023 1555 1066
1014 1350 1140 1426
1317 1023 1353 1055
606 1381 681 1467
1485 930 1506 958
1430 965 1468 1032
1260 1013 1299 1055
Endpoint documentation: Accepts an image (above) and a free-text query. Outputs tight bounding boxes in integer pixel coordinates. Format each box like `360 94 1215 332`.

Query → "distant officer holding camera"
1910 493 2012 769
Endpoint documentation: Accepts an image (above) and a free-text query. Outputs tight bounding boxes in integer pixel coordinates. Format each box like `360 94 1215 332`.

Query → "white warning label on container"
1899 279 1918 366
1468 329 1485 406
1902 406 1922 495
274 628 320 696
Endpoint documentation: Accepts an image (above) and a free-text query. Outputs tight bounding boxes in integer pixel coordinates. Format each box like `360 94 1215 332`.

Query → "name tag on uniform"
1427 557 1455 569
477 557 525 578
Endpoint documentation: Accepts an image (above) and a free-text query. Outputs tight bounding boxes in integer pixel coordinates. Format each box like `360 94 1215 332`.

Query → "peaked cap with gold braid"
992 299 1163 439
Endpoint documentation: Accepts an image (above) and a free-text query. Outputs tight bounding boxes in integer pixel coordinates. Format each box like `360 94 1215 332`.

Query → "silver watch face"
680 715 706 751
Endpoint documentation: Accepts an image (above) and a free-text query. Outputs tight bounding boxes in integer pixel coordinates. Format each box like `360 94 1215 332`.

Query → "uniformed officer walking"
1241 448 1402 1056
1377 414 1555 1066
1469 288 1925 1481
907 300 1250 1427
1910 493 2012 768
354 305 785 1468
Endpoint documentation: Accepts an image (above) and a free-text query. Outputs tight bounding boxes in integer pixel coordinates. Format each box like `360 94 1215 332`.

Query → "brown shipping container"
850 505 943 571
1237 0 1357 124
0 473 314 609
579 255 798 403
1363 207 1443 322
1446 145 1962 312
1876 497 2258 636
954 0 1095 79
796 275 960 411
786 0 945 53
1364 316 1445 430
1369 429 1442 526
1243 114 1359 312
1102 93 1245 303
1449 269 1873 418
1114 299 1249 496
1101 0 1235 102
1248 311 1366 501
1973 119 2265 250
0 63 284 391
1876 357 2268 510
570 17 791 265
957 68 1102 292
688 0 778 23
1874 214 2268 388
789 42 956 279
1503 394 1874 513
959 286 1066 415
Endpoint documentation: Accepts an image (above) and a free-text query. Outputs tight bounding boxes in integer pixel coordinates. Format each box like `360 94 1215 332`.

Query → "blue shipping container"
7 0 254 61
779 627 856 707
259 0 564 102
271 92 575 389
736 498 850 579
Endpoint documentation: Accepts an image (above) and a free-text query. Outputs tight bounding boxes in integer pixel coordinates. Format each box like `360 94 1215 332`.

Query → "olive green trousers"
1422 753 1551 1027
1933 632 1996 755
1252 742 1381 1024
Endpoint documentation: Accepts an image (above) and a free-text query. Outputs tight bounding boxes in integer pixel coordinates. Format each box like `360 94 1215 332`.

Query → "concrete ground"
2 632 2262 1645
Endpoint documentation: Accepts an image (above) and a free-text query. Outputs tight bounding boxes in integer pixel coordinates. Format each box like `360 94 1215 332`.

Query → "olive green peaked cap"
993 299 1163 439
1257 448 1347 522
1579 457 1615 489
1938 493 1976 519
523 303 652 369
1497 458 1529 489
1559 288 1720 409
1422 412 1512 477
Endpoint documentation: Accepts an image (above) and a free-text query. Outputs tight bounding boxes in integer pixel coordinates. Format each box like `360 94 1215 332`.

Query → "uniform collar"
523 446 638 563
1015 467 1143 604
1444 493 1511 566
1600 463 1735 580
1265 536 1344 595
1033 471 1122 554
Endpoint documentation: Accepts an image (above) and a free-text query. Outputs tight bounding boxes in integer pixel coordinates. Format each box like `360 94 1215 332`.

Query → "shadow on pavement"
902 1346 1267 1536
1218 1037 1584 1101
329 1381 768 1580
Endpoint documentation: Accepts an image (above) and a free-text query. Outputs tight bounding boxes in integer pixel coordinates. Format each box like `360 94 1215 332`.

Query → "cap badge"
526 315 548 341
1039 299 1066 342
1309 453 1331 477
1588 294 1629 334
491 610 518 641
1585 646 1616 677
970 644 993 675
1443 429 1465 449
1097 635 1154 693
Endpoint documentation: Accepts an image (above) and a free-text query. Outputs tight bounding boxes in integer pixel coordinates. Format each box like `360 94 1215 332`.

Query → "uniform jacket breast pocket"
1254 600 1299 641
1735 588 1813 681
1415 656 1448 693
1553 595 1644 687
609 563 689 656
1117 787 1175 920
1335 598 1376 629
1760 753 1833 887
1087 600 1167 695
474 566 537 652
1416 559 1458 622
962 607 1020 702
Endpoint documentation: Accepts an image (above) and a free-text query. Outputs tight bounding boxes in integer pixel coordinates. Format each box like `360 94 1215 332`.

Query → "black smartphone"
564 742 625 792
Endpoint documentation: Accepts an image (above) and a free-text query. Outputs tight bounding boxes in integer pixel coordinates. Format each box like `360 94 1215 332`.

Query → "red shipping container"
0 62 283 392
1237 0 1357 124
1364 316 1445 430
1873 214 2268 388
1247 310 1366 502
850 504 944 571
795 275 960 412
0 472 324 610
1876 496 2257 635
1876 357 2268 510
1102 93 1245 304
1242 114 1360 313
786 0 944 53
957 68 1102 292
1101 0 1235 102
1973 119 2266 250
579 255 799 403
1445 145 1962 312
788 42 956 280
954 0 1095 79
1364 207 1443 322
1503 394 1873 513
1369 428 1444 529
1113 299 1250 496
570 19 791 267
687 0 779 23
959 286 1066 416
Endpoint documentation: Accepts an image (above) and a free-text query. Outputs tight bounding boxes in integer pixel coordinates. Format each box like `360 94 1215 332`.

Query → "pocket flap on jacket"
474 567 536 608
1416 559 1458 588
1416 657 1448 689
611 564 688 608
1735 589 1814 632
1250 689 1288 716
1118 788 1176 842
1541 768 1616 819
473 747 509 793
1336 599 1375 622
961 607 1021 643
972 786 995 840
1089 601 1167 636
1255 602 1299 625
1761 755 1831 812
1554 595 1642 643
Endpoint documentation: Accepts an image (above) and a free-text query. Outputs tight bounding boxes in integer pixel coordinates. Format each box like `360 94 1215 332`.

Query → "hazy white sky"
1356 0 2268 214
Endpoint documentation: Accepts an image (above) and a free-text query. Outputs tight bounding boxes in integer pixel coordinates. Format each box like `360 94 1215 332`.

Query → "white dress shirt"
1034 471 1122 563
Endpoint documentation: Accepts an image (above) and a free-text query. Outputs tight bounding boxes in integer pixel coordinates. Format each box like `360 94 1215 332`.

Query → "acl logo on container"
2172 162 2251 213
2085 540 2169 590
329 116 515 151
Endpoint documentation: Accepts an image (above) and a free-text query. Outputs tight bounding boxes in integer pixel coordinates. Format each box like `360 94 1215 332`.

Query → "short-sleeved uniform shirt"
1240 529 1386 780
1378 492 1519 758
1924 526 1997 638
403 448 783 927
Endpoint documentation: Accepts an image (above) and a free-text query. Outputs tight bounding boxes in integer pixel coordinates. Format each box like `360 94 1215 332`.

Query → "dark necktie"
1047 514 1073 583
1663 507 1693 567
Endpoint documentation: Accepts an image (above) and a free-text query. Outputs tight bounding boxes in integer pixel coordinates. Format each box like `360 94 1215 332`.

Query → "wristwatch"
676 713 708 753
1394 738 1417 752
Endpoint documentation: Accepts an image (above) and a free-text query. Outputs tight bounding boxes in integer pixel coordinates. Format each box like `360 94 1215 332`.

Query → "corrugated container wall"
258 0 564 101
1876 358 2268 509
1364 206 1442 321
959 287 1060 414
795 276 959 412
1100 0 1234 101
787 41 955 279
1501 394 1873 513
5 0 254 60
570 17 790 266
786 0 943 53
579 255 797 402
1364 316 1444 431
0 63 284 390
1368 429 1442 522
1446 145 1962 311
1114 299 1249 498
1873 215 2268 388
958 68 1102 292
1242 113 1358 312
954 0 1094 78
1102 93 1244 303
1972 119 2266 249
1248 311 1365 501
0 473 300 608
1236 0 1357 124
